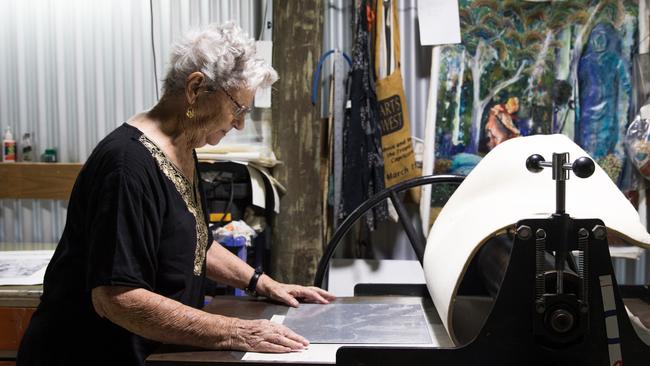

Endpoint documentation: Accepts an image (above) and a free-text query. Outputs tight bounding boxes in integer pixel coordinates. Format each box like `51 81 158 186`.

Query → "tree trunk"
270 0 324 285
469 46 483 153
452 49 466 145
470 57 527 153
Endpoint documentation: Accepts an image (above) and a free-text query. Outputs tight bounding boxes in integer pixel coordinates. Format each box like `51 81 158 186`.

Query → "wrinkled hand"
229 318 309 353
258 276 336 307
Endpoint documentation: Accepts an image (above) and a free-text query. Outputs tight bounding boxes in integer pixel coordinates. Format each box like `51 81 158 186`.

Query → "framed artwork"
430 0 638 189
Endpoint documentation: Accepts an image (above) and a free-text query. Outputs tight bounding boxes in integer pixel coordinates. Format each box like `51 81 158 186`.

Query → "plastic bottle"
41 148 58 163
2 127 16 163
21 132 34 162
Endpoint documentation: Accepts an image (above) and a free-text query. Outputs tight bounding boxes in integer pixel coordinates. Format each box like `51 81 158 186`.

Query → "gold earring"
186 107 195 119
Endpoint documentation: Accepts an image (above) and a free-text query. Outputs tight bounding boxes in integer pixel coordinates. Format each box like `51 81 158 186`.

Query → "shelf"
0 162 83 200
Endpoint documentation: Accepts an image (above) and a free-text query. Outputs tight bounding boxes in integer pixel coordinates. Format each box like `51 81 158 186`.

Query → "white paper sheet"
254 40 273 108
417 0 461 46
0 250 54 285
249 163 281 213
242 315 439 363
246 165 266 210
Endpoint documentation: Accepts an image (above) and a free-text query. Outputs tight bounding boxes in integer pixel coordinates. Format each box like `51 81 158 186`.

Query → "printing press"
330 152 650 366
147 135 650 366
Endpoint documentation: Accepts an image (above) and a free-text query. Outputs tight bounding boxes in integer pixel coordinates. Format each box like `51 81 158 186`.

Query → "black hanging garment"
340 0 387 231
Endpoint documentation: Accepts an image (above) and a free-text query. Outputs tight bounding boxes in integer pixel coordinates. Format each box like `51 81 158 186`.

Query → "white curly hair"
163 21 278 94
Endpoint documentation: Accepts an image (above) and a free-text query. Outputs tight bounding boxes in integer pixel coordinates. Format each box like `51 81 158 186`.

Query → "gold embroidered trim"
138 135 208 276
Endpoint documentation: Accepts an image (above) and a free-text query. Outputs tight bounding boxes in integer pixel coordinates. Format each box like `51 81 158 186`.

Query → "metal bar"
556 180 566 215
313 175 465 287
389 191 425 264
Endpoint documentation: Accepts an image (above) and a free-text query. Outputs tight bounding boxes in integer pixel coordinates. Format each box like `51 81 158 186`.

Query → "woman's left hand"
258 276 336 307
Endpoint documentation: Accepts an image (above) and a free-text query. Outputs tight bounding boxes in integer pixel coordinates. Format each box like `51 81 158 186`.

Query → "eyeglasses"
217 86 252 118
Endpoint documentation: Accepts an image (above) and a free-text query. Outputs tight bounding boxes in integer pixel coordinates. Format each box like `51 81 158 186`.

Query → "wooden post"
271 0 324 285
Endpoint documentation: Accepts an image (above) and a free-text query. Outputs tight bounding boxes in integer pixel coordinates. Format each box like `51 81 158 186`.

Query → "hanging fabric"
310 49 352 106
374 0 420 188
340 0 388 231
311 49 353 240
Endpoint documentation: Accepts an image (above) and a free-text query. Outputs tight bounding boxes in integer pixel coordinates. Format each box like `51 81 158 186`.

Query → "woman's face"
199 87 255 146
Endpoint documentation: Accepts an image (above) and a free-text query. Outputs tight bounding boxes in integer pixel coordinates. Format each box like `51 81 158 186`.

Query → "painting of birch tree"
432 0 638 189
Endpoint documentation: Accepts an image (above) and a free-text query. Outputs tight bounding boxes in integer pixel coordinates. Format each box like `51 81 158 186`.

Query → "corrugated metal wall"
0 0 264 243
323 0 649 284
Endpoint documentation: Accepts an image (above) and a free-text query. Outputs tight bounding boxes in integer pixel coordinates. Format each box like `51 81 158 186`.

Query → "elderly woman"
17 22 334 366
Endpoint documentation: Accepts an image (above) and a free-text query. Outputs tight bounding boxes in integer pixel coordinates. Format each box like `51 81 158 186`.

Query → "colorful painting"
432 0 639 190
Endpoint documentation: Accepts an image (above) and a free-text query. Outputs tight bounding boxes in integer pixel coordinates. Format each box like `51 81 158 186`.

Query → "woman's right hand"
228 318 309 353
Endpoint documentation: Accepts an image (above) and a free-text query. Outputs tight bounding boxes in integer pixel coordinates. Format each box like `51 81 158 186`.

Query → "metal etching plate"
283 303 432 344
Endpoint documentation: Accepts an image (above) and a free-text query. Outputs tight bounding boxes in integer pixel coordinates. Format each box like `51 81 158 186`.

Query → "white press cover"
423 134 650 344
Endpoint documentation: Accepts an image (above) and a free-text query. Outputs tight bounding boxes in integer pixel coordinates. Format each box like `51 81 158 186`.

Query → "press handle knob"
526 154 545 173
526 153 595 180
572 156 595 178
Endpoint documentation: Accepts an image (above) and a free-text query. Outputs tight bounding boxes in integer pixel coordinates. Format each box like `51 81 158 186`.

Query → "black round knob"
548 309 575 334
572 156 595 178
526 154 545 173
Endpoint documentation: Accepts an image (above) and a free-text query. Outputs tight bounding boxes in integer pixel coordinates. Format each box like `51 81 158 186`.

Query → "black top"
17 123 213 366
